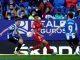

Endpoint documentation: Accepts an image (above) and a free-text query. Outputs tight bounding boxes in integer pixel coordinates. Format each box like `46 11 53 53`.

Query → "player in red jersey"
27 15 55 55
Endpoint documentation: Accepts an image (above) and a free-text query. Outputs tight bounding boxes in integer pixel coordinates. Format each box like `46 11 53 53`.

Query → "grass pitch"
0 54 80 60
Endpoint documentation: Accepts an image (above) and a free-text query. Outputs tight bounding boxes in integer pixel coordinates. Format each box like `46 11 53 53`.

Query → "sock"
45 43 52 53
16 44 22 51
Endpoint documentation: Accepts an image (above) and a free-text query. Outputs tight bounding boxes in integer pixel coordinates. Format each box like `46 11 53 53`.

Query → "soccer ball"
26 32 33 37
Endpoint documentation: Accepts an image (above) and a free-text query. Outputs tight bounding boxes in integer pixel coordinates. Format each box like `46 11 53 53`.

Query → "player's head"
67 13 73 19
20 4 25 11
9 4 14 10
15 21 21 27
34 14 39 21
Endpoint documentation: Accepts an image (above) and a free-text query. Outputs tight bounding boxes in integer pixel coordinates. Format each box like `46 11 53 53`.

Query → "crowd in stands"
0 0 80 20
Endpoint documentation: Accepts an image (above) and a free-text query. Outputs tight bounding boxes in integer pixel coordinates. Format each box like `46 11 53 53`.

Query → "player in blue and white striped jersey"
0 21 24 55
50 13 79 53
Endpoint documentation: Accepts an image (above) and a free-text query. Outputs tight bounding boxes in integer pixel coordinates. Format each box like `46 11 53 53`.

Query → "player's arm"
49 26 62 36
75 23 78 34
33 29 44 37
0 28 8 36
0 24 14 36
32 24 44 37
42 25 45 28
49 22 65 36
40 21 44 28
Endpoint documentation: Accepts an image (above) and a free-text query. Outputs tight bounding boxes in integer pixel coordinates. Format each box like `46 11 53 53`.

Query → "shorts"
33 34 44 43
8 37 19 44
72 36 79 45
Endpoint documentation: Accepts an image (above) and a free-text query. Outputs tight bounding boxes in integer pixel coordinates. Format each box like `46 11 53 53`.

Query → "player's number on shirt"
68 25 73 33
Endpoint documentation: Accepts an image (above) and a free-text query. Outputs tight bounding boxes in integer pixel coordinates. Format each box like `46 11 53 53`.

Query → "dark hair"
67 13 73 18
7 12 11 15
9 4 14 7
21 10 25 12
33 14 39 17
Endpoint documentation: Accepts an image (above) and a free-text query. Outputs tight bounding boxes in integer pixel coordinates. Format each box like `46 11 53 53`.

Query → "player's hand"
49 31 56 36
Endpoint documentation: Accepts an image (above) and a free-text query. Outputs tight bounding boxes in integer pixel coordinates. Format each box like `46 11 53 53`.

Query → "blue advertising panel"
0 19 80 41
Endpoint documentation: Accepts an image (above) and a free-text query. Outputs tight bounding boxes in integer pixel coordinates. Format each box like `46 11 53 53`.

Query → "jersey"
65 19 76 33
65 19 77 40
32 20 43 34
7 24 18 39
32 20 44 43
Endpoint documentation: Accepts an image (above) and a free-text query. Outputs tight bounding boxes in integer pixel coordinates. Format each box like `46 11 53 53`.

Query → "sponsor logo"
17 46 80 55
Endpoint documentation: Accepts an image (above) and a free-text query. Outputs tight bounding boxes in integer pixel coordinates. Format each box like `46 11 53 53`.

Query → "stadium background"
0 0 80 60
0 19 80 54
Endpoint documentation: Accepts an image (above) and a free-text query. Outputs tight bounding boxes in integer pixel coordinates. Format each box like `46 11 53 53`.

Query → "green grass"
0 55 80 60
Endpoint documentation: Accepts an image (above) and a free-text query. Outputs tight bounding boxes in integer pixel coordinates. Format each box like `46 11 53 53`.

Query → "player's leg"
15 38 24 54
67 40 74 48
30 43 43 51
66 33 76 52
71 34 79 53
66 33 74 48
34 36 54 54
30 35 44 51
67 40 76 53
8 37 24 55
16 38 23 51
72 36 79 54
42 39 53 54
27 35 44 55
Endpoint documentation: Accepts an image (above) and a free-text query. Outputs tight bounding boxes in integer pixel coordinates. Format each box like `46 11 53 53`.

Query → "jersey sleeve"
32 22 35 29
40 21 43 28
75 23 78 32
8 24 15 30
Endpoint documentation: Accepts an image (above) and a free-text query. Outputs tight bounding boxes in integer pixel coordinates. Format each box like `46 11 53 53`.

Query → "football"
26 32 33 37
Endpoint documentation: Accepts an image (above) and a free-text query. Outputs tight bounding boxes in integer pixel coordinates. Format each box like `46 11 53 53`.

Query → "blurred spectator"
19 0 29 8
2 0 9 18
17 4 28 19
5 4 17 20
54 9 64 20
9 0 14 4
29 13 41 20
14 0 20 5
53 0 65 14
0 5 3 19
68 7 75 16
42 7 52 19
54 0 65 8
75 7 80 19
28 0 39 7
39 0 54 13
19 10 28 19
77 0 80 7
9 0 20 9
28 10 36 20
1 0 80 20
66 5 76 19
66 0 77 8
35 7 43 18
65 0 77 13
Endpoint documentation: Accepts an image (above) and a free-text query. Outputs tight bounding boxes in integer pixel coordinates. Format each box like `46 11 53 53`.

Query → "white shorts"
66 33 76 40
